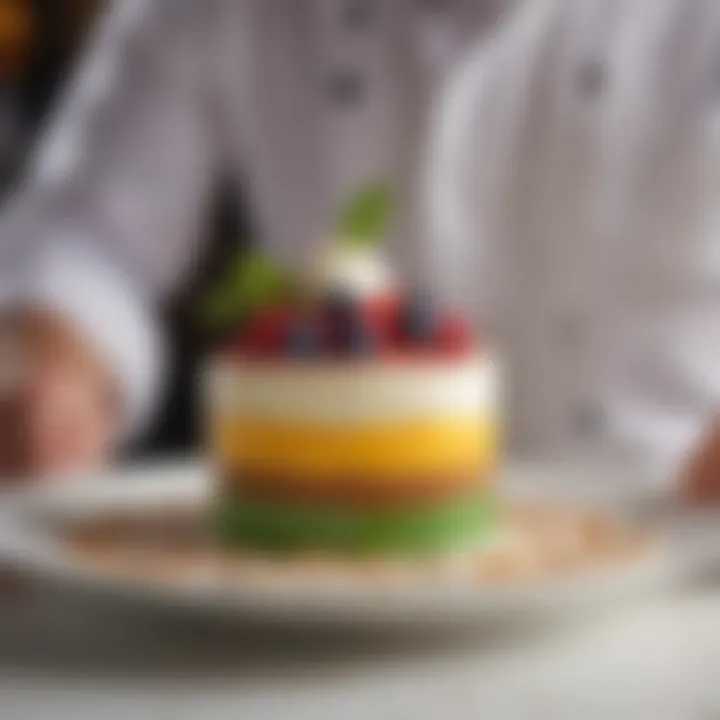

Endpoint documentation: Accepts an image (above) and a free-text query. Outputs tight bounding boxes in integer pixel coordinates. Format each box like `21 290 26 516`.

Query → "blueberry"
286 320 321 358
321 289 377 356
323 289 361 344
324 288 361 325
402 291 437 343
346 322 376 357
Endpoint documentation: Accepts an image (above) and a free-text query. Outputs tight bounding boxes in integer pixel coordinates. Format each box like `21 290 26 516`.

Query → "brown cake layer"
219 468 489 508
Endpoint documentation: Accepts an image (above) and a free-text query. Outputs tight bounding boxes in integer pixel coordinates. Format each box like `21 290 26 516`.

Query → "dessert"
205 244 500 554
67 501 654 587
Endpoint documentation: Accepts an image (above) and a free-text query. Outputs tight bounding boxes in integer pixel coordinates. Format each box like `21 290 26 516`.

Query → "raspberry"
241 306 289 355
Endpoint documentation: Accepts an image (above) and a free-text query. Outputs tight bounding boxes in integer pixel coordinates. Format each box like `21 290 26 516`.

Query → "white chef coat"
0 0 717 486
428 0 720 482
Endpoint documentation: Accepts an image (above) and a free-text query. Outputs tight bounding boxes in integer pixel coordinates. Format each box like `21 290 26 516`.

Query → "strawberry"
436 315 474 355
364 293 400 346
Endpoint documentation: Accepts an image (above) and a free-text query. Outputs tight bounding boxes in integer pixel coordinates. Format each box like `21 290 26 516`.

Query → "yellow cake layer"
211 415 498 480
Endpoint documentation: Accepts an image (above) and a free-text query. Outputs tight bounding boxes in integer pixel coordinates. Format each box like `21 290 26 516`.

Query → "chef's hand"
680 419 720 505
0 307 118 482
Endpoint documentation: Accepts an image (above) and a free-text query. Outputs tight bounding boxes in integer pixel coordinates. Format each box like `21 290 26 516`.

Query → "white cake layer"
207 356 498 423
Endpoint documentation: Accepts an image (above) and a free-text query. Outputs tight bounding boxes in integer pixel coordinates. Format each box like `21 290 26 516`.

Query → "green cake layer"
214 491 497 554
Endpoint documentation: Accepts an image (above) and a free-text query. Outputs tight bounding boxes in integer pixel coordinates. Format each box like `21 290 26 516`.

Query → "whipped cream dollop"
311 243 396 297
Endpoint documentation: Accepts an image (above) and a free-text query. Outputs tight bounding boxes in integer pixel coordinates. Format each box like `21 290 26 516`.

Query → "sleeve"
0 0 223 439
424 41 501 325
596 0 720 489
602 309 720 490
424 0 564 333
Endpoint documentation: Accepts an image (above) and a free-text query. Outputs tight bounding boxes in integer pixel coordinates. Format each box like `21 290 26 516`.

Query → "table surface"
1 461 719 720
0 567 718 719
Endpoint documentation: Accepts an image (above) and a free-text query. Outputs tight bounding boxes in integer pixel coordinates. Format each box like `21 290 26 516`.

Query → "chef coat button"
418 0 446 10
575 59 606 99
342 0 375 29
326 71 365 105
572 401 605 438
555 314 583 344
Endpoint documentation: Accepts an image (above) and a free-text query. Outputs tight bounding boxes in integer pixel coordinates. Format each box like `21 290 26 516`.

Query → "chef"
428 0 720 500
0 0 717 501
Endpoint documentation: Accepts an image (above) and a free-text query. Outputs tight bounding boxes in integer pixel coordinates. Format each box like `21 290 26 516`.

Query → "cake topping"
285 318 322 358
400 291 438 345
232 288 475 361
345 317 378 357
312 184 395 298
436 315 473 355
209 184 477 361
240 306 288 355
313 245 395 299
323 287 361 328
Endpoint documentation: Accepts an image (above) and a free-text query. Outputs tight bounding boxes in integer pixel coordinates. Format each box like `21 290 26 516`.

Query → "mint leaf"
336 184 391 244
201 252 291 328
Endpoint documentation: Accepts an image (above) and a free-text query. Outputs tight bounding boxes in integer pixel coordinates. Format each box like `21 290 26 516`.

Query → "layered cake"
206 246 499 554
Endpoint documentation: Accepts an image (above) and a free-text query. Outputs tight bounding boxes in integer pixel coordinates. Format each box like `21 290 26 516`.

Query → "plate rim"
0 459 681 627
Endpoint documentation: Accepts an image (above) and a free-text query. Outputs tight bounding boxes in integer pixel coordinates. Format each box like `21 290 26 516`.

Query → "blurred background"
0 0 98 192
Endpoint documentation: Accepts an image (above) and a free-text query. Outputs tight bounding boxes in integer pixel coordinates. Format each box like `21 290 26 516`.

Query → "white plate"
0 459 709 630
